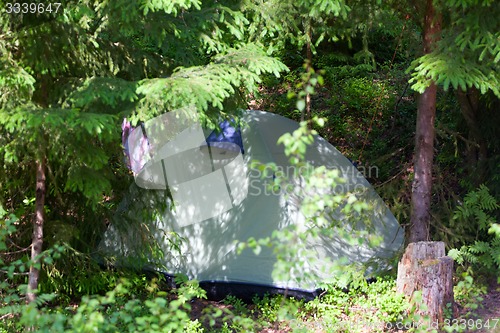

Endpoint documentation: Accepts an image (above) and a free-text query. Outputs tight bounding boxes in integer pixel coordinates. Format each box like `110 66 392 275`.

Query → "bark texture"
410 0 441 243
397 242 454 325
27 157 46 303
302 21 312 123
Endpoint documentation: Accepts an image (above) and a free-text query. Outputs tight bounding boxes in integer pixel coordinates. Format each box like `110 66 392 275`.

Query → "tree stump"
397 241 454 327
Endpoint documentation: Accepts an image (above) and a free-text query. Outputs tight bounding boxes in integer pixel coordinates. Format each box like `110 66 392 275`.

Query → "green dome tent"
99 110 404 300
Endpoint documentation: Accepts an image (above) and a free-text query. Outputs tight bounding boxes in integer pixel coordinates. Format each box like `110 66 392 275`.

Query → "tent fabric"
100 110 404 296
206 119 245 154
124 108 248 227
122 119 150 173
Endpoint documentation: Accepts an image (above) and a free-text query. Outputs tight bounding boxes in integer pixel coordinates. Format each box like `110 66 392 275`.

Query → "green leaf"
296 99 305 111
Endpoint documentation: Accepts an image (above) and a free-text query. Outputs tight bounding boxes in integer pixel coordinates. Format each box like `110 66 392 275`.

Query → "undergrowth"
448 185 500 275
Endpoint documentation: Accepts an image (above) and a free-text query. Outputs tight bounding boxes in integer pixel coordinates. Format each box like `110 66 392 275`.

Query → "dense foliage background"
1 0 499 332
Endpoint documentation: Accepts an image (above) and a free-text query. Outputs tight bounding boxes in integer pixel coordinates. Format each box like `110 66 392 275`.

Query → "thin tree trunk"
301 21 312 123
27 157 46 303
305 28 312 122
409 0 441 243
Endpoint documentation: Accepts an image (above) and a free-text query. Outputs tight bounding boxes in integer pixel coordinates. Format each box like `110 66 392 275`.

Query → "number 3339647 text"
5 3 62 14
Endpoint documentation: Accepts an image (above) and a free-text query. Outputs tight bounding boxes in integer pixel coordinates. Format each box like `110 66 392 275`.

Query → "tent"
99 109 404 300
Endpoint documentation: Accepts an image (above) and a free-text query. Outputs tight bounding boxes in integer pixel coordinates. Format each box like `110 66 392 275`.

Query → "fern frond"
468 241 490 254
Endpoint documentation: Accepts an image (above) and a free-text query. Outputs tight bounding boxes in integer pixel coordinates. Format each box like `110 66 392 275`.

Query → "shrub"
448 185 500 273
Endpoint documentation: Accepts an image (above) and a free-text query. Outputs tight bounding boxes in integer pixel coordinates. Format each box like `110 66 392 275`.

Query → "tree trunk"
409 0 441 243
27 157 46 303
305 30 312 122
301 22 313 123
397 242 454 327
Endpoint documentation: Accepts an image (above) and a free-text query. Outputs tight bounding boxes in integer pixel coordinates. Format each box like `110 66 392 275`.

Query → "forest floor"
466 281 500 333
187 280 500 332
